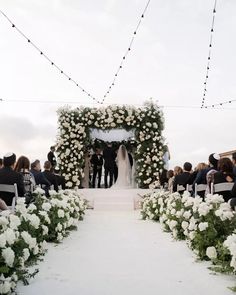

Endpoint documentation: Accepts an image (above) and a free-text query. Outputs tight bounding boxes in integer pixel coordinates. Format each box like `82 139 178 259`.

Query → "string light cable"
201 0 217 108
0 0 151 104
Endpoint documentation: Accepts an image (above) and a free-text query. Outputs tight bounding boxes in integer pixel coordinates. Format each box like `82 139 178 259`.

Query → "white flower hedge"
0 189 87 294
141 190 236 287
57 101 165 188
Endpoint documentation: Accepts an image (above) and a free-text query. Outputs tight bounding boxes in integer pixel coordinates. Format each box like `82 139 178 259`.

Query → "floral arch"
56 101 165 189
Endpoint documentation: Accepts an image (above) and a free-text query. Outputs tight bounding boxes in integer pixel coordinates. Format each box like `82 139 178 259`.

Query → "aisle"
18 211 234 295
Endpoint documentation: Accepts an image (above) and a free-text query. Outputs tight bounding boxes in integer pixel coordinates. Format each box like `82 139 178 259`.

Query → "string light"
203 99 236 109
1 97 235 110
0 0 151 104
201 0 217 108
101 0 151 103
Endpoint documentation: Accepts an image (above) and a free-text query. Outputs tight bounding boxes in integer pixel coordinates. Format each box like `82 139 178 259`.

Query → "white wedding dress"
111 145 132 189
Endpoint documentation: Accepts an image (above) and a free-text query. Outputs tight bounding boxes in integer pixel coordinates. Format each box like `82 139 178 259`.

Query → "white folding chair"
194 184 207 197
212 182 234 194
186 184 193 192
0 183 18 212
177 184 185 192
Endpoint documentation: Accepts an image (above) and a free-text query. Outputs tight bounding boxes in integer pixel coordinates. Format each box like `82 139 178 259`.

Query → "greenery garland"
56 100 165 188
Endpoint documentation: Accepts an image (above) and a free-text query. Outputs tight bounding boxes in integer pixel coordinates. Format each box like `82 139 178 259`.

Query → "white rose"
57 209 65 218
181 221 189 230
198 222 208 231
206 246 217 259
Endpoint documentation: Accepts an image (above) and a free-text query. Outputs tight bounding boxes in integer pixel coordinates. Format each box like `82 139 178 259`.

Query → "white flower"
0 233 7 248
4 228 16 245
181 221 189 230
28 204 37 212
189 231 196 240
42 202 51 211
169 220 178 230
2 247 15 267
21 231 37 249
198 222 208 232
42 225 49 236
23 248 30 261
27 214 40 229
57 209 65 218
0 279 12 294
34 187 46 195
9 215 21 230
198 203 210 216
206 246 217 259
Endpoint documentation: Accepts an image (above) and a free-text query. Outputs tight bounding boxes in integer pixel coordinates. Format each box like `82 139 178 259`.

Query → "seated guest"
193 153 219 194
0 158 3 169
173 162 193 193
232 152 236 177
173 166 183 177
91 148 103 188
43 161 58 192
30 160 51 187
0 198 8 210
213 157 235 202
0 153 25 205
15 156 36 202
54 168 66 190
229 181 236 209
160 169 168 188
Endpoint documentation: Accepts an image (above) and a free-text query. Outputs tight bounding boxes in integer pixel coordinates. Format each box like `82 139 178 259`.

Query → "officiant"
91 148 103 188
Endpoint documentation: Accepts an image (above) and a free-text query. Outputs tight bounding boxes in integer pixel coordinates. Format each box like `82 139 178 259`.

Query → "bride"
112 145 132 189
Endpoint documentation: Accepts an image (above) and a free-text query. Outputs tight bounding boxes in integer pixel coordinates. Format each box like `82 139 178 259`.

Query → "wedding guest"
160 169 168 188
54 168 66 190
0 198 8 210
0 153 25 205
103 143 116 188
43 161 59 192
167 169 174 192
173 166 183 176
82 150 92 188
15 156 36 202
163 145 170 170
229 182 236 209
173 162 193 193
0 158 3 169
232 152 236 176
47 146 57 170
193 153 219 187
205 154 220 195
30 160 51 187
91 148 103 188
213 158 235 202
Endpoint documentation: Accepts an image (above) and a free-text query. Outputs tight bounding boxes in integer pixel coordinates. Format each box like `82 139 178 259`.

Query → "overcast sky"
0 0 235 168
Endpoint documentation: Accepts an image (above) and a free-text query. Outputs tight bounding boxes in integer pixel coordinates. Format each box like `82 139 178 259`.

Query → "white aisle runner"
18 211 234 295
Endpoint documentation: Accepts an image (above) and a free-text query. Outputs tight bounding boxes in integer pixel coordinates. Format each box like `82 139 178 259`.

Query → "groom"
103 142 117 188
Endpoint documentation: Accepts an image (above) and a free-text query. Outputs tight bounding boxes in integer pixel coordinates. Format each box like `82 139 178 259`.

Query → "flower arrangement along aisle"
0 188 87 294
141 191 236 287
57 100 165 189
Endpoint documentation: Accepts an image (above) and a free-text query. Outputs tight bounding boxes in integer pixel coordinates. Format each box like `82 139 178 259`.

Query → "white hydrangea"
2 247 15 267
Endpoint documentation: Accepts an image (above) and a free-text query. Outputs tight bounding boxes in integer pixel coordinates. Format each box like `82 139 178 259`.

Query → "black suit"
0 167 25 205
42 170 59 192
47 151 57 168
91 154 103 188
173 171 193 193
55 174 66 190
103 147 116 188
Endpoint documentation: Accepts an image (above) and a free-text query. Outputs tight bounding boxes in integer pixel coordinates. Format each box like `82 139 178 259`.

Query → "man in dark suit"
103 143 117 188
91 148 103 188
47 146 57 170
173 162 193 193
0 153 25 205
42 161 59 192
54 168 66 190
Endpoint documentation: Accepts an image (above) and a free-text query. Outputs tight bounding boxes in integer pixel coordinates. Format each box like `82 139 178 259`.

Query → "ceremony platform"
80 188 153 211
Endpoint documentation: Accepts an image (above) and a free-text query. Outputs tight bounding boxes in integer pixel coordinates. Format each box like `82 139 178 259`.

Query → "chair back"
186 184 193 192
0 183 18 212
177 184 185 192
213 182 234 194
194 184 207 197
